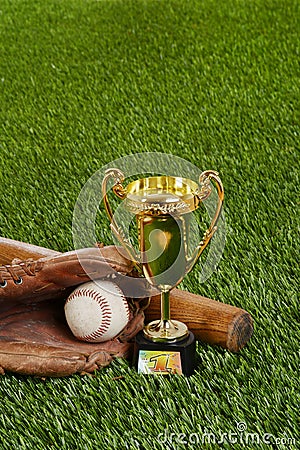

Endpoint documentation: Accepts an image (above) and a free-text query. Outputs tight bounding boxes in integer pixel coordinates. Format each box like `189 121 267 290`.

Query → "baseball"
64 280 130 342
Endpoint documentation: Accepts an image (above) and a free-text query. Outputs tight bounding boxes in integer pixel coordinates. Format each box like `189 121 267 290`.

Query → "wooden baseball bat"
146 289 253 352
0 237 59 263
0 237 253 352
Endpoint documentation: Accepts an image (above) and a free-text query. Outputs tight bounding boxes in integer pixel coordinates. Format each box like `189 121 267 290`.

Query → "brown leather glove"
0 237 147 377
0 241 134 301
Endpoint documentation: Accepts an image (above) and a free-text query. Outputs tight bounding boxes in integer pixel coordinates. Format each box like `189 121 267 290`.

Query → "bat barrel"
145 288 254 352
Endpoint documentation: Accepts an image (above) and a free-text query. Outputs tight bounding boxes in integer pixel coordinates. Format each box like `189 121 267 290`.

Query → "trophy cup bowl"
102 168 224 375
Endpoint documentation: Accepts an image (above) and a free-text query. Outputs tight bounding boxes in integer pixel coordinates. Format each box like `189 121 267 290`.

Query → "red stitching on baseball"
66 287 112 340
66 283 130 341
112 283 130 321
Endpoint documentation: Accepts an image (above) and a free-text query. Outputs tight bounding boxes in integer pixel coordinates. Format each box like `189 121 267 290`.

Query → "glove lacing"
0 259 43 288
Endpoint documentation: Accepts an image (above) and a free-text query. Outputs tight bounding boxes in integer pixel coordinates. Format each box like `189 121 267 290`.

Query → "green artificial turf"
0 0 299 448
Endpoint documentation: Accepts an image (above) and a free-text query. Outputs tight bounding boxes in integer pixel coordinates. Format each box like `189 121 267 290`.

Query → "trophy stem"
143 289 189 343
161 290 170 322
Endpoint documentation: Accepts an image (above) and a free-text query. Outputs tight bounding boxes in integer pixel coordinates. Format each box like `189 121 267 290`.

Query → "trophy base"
143 319 189 343
134 331 196 376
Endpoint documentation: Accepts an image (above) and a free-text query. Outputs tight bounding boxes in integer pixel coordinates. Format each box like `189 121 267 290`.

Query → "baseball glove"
0 237 150 377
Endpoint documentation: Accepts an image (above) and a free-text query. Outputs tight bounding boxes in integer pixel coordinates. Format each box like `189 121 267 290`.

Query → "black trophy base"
134 331 196 377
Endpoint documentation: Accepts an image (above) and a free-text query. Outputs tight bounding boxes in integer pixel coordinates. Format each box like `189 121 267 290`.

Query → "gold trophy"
102 168 224 376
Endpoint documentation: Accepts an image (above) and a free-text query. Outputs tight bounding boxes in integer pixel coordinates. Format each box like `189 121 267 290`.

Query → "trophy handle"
101 168 141 268
186 170 224 273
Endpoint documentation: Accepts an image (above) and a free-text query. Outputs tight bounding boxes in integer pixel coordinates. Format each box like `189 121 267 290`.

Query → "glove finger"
0 246 134 302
